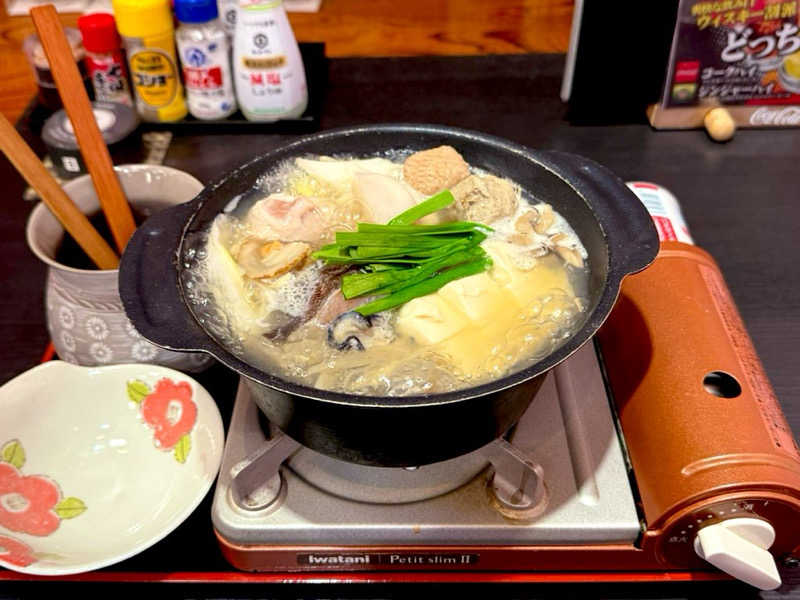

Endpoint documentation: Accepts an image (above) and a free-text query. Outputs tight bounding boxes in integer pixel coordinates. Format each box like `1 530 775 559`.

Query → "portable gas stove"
213 341 639 562
211 238 800 591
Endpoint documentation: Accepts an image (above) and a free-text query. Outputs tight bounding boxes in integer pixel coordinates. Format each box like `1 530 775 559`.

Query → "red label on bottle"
85 51 131 105
184 66 223 90
652 216 678 241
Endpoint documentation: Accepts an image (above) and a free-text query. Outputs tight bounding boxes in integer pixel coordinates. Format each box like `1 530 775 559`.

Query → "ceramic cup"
26 164 213 372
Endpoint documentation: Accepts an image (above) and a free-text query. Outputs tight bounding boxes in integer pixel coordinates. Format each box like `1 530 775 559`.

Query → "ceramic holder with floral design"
25 164 213 372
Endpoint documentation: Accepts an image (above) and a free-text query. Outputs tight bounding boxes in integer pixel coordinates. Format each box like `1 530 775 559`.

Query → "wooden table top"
0 0 573 122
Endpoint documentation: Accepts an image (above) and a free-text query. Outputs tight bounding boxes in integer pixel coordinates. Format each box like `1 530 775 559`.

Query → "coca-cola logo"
749 106 800 126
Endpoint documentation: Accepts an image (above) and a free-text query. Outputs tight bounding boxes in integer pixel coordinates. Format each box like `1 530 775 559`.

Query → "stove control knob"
693 517 781 590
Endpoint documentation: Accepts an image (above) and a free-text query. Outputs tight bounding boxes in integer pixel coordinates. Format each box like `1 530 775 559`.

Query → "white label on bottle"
233 2 308 120
177 38 237 120
62 156 81 172
218 0 238 36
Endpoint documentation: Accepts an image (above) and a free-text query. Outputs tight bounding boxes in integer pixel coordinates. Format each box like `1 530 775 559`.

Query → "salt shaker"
175 0 237 120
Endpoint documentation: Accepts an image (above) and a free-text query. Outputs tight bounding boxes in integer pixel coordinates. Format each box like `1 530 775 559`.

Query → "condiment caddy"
22 1 321 132
59 0 319 130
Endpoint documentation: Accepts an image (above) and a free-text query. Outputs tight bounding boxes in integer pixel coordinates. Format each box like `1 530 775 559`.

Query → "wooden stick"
30 4 136 254
0 114 119 270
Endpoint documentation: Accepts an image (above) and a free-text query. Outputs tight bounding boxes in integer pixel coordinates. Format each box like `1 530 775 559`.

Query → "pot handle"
537 150 660 277
118 201 212 353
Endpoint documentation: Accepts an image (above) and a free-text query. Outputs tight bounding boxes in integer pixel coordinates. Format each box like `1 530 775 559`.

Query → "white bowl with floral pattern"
0 361 224 575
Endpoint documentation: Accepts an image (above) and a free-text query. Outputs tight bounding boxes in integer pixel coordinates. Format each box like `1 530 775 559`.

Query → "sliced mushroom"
514 209 539 234
235 238 310 279
327 311 394 352
555 245 584 268
403 145 471 195
533 204 554 234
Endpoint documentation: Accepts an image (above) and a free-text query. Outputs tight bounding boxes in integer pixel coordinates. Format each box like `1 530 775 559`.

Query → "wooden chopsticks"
30 4 136 254
0 114 119 269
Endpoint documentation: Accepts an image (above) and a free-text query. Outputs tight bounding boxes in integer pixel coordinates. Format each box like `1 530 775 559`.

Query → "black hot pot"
119 124 658 467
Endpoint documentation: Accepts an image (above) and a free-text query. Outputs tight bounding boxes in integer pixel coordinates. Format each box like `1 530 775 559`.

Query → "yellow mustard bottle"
112 0 188 122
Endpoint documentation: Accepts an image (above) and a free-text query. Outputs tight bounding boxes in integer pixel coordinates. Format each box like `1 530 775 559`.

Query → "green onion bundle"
311 190 493 316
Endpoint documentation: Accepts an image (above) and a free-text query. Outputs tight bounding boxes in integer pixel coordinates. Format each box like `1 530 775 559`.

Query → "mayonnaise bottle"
112 0 188 122
233 0 308 122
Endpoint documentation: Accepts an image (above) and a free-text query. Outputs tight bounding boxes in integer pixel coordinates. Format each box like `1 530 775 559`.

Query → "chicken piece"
403 146 471 195
451 174 518 225
235 238 310 279
244 193 326 245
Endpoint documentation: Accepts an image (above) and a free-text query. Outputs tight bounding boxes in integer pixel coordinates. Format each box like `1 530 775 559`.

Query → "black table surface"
0 54 798 599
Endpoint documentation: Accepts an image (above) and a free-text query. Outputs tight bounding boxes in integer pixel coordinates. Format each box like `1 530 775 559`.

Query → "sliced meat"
403 145 470 195
316 288 372 324
451 174 518 225
262 265 349 340
244 193 326 245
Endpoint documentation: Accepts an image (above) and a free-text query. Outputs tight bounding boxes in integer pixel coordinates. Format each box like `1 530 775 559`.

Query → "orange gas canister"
596 182 800 590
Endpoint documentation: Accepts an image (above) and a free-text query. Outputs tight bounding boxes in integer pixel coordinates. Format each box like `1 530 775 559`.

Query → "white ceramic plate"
0 361 224 575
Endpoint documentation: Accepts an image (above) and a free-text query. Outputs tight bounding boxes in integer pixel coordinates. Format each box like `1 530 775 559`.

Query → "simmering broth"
199 146 590 396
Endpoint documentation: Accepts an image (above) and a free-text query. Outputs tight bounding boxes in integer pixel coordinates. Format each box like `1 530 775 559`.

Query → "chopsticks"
30 4 136 254
0 114 119 270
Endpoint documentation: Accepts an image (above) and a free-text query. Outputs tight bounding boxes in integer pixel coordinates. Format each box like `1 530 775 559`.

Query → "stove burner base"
211 343 641 571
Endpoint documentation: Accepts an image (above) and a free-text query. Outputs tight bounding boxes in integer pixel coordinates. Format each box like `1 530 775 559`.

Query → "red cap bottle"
77 13 133 106
78 13 121 54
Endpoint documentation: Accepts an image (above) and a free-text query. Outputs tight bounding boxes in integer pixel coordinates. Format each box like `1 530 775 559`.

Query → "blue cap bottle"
174 0 219 23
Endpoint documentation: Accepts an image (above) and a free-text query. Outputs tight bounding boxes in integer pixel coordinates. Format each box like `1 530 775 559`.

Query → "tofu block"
396 294 470 345
438 272 517 321
295 157 399 188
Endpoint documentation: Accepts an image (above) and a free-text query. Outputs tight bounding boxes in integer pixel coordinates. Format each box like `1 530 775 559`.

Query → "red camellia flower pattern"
0 534 35 567
0 463 60 536
141 378 197 450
